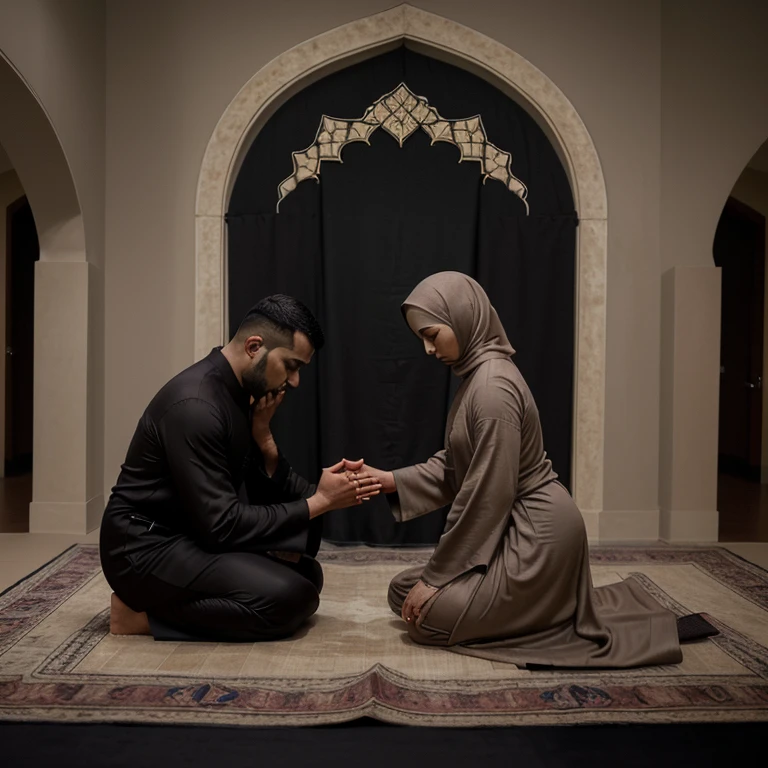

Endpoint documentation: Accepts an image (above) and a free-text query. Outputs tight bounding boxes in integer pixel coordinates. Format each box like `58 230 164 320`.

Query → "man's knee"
266 573 320 629
292 577 321 619
298 556 324 594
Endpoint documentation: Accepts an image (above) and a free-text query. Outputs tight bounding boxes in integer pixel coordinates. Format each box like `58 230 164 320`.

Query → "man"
100 295 381 642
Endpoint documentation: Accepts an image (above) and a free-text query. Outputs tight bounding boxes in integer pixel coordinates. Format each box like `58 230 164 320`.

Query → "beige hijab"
402 272 515 378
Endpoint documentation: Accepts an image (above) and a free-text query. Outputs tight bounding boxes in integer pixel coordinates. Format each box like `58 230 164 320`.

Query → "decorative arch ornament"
195 5 608 535
277 83 529 213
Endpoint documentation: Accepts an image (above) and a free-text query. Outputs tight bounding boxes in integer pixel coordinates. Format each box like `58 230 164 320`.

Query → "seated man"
100 295 381 642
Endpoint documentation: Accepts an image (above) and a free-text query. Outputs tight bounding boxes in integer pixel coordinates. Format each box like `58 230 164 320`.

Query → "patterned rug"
1 544 767 726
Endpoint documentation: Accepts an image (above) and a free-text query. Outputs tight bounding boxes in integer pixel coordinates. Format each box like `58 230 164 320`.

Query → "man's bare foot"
110 593 151 635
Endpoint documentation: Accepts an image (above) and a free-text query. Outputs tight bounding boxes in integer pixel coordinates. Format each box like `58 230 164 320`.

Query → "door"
714 196 766 479
5 196 38 476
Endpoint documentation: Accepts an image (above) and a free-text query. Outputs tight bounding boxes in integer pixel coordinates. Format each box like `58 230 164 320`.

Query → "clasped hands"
250 392 395 516
267 460 386 564
308 457 391 517
325 459 439 625
252 393 436 621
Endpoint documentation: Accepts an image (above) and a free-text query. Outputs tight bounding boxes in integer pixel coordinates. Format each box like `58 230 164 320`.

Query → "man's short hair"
234 294 325 351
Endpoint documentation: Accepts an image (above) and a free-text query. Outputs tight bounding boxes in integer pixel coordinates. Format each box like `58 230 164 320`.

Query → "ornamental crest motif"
277 83 529 213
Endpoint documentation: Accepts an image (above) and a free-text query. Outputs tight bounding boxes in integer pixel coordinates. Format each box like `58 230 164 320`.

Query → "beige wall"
658 266 721 541
0 168 25 478
730 166 768 480
660 0 768 274
0 0 105 265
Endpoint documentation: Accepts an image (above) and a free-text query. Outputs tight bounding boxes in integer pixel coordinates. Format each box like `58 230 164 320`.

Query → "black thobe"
99 347 323 642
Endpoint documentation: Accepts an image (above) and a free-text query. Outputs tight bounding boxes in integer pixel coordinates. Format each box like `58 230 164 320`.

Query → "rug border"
717 546 768 577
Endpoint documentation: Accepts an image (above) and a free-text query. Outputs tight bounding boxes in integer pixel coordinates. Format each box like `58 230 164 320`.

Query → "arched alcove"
194 4 608 533
227 46 576 544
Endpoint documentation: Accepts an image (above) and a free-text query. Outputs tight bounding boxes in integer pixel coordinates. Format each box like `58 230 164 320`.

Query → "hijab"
402 272 515 378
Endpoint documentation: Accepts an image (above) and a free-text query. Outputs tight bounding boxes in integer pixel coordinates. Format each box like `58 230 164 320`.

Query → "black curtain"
227 47 576 546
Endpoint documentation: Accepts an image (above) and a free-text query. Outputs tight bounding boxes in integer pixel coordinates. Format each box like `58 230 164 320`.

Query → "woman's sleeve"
388 449 457 522
421 390 523 588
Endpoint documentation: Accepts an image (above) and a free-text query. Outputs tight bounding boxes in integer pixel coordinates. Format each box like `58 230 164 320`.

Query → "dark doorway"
715 196 767 541
5 196 38 477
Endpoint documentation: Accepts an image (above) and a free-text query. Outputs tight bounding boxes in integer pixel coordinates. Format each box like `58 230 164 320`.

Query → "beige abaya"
388 272 682 668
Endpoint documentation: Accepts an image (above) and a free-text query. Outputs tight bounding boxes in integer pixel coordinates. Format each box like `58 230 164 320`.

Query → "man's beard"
242 352 271 401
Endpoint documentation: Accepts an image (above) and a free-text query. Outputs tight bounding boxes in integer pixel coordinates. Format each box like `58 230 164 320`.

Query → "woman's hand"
402 580 439 625
307 459 383 518
342 459 396 494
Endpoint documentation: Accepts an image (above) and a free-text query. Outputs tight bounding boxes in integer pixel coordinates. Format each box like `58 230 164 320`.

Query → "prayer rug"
1 544 767 726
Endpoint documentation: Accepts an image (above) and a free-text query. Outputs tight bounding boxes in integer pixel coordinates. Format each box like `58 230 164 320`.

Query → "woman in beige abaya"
354 271 698 669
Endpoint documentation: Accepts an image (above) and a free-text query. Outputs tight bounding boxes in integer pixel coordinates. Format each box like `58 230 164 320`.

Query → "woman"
361 271 688 668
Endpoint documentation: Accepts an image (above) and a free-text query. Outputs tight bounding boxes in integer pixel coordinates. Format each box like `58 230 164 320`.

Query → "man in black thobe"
99 295 381 642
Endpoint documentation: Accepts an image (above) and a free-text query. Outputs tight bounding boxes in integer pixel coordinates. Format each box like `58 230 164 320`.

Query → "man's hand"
402 580 439 625
307 459 382 518
251 389 286 443
251 391 286 476
342 459 396 494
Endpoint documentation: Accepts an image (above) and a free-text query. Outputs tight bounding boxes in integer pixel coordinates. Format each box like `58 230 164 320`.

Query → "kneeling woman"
366 271 685 668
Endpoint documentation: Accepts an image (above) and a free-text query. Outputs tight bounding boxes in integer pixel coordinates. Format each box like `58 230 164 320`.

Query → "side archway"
0 52 100 532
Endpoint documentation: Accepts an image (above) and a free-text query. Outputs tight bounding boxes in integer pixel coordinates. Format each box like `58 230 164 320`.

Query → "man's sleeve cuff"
270 499 311 552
